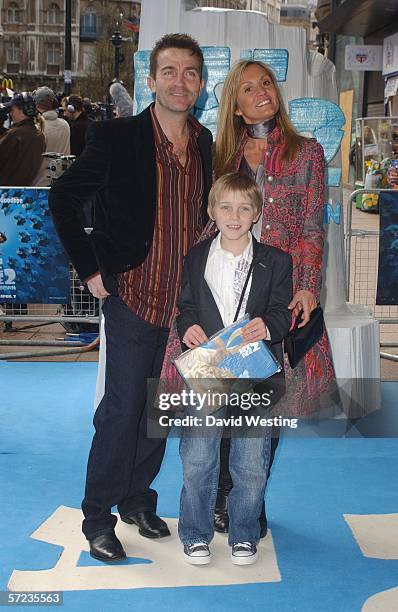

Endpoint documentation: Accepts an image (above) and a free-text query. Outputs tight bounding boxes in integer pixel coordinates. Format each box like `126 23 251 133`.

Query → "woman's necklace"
244 117 277 139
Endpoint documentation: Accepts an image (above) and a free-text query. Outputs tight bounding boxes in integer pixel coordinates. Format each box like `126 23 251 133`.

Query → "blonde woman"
211 59 337 535
161 59 337 538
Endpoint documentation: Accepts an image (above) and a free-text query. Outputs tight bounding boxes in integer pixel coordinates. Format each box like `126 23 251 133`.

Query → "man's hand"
183 324 208 348
86 272 110 299
242 317 268 342
288 290 317 327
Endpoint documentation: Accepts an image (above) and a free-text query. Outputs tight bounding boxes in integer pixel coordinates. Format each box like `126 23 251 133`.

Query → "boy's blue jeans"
178 411 271 546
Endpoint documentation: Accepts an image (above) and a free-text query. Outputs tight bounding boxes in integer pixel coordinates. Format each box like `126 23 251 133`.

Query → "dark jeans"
82 296 169 539
218 426 281 496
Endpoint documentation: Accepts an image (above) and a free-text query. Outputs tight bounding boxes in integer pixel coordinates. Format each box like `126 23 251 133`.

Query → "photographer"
61 94 91 157
0 93 45 186
32 86 70 187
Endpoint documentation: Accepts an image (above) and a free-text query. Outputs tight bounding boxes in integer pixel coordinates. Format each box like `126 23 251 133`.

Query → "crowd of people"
0 87 130 189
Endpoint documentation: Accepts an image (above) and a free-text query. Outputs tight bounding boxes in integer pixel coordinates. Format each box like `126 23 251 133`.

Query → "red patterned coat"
161 126 338 415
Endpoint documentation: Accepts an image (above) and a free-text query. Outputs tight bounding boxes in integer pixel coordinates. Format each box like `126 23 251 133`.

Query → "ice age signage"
133 46 345 188
241 49 289 82
0 188 70 303
288 98 345 165
376 191 398 306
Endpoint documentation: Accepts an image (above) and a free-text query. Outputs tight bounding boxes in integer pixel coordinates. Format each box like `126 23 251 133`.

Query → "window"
47 42 61 65
7 41 20 63
48 3 62 25
6 40 19 73
47 42 61 74
80 11 98 37
7 2 20 22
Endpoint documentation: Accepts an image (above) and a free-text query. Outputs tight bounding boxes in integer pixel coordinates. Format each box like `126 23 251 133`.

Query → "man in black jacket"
49 33 212 562
62 94 91 157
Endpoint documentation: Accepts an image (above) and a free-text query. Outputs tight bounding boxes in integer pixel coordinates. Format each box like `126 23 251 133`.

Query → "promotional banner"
0 187 70 303
376 190 398 305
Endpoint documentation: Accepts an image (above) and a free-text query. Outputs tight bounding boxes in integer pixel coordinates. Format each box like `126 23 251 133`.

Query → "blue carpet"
0 362 397 612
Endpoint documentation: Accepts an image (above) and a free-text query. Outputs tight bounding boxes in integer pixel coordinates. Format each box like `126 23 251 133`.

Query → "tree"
77 3 137 102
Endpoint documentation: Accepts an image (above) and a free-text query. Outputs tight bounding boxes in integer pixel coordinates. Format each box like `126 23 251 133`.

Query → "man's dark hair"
149 33 204 78
65 95 83 112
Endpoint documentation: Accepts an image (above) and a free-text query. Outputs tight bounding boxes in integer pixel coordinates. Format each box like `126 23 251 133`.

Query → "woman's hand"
288 290 317 327
242 317 268 342
183 325 208 348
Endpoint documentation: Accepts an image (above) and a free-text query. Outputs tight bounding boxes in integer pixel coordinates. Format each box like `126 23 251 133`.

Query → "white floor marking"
8 506 281 591
344 513 398 611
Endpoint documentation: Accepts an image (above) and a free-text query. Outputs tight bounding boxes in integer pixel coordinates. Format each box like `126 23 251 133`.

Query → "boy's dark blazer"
48 105 213 290
176 235 293 365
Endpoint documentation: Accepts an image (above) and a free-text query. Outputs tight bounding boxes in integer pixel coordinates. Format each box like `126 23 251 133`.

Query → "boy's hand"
183 325 208 348
242 317 268 342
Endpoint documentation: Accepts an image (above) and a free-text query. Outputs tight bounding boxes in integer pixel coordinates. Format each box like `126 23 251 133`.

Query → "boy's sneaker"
231 542 258 565
183 542 211 565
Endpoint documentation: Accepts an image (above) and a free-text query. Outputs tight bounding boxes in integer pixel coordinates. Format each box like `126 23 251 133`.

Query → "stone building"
0 0 140 92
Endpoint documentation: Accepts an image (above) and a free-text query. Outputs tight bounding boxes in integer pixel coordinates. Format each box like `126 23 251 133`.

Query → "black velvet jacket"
48 105 213 289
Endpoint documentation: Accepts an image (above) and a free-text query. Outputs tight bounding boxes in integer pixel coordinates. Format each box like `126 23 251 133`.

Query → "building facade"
0 0 140 92
0 0 287 94
280 2 318 51
318 0 398 118
246 0 280 23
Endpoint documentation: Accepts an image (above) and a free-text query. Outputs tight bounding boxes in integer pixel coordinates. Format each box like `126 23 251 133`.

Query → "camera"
41 152 76 184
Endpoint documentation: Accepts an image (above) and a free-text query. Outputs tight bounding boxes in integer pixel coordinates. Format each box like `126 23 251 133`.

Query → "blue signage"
0 188 70 303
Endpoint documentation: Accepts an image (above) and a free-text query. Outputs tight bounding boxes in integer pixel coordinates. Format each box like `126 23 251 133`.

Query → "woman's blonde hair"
214 59 306 178
35 113 45 135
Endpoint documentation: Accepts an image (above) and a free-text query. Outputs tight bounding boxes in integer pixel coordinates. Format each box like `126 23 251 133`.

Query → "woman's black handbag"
284 306 324 369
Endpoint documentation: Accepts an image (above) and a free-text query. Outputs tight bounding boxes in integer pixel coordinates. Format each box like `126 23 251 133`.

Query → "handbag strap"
233 257 255 323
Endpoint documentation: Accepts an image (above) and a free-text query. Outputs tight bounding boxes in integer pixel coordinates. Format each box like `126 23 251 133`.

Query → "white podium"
325 304 381 416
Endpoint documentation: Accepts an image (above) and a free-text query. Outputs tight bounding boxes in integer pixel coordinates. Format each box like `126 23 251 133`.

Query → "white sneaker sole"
231 552 258 565
184 553 211 565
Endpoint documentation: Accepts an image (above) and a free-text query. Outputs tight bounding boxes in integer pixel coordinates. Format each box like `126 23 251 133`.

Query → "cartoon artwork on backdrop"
0 188 70 303
133 45 344 212
376 190 398 305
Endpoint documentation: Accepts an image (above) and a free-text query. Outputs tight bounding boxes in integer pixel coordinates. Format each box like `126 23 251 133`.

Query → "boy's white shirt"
204 232 270 339
205 232 252 327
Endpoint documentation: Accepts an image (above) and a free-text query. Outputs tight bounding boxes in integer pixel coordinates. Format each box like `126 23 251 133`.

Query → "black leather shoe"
89 533 126 563
259 501 268 539
121 511 170 539
214 494 268 538
214 509 229 533
214 489 229 533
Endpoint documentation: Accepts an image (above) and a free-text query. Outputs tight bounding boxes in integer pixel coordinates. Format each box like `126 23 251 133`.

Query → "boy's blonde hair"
208 172 263 215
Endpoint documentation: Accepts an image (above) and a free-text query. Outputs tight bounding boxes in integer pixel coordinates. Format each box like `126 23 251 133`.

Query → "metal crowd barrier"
345 188 398 361
0 265 100 360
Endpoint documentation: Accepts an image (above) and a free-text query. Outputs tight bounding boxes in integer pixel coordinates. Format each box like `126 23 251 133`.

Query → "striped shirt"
118 105 204 328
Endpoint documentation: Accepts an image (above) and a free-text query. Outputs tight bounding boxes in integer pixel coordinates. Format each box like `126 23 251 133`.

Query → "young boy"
176 172 293 565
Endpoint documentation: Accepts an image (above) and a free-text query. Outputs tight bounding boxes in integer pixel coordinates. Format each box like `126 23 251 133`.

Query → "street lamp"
110 12 124 80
